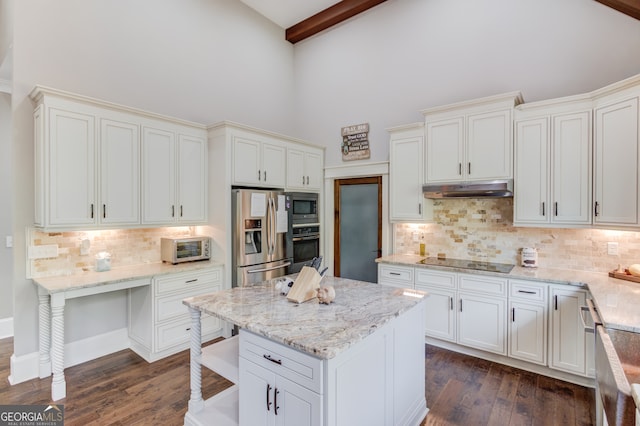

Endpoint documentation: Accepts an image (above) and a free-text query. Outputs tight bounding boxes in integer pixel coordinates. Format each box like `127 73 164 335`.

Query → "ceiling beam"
595 0 640 20
286 0 387 44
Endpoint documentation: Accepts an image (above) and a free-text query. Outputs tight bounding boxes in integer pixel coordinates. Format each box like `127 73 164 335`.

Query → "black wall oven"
290 225 320 273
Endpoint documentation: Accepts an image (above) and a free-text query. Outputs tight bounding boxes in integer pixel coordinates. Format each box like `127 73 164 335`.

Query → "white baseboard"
8 327 130 385
0 317 13 339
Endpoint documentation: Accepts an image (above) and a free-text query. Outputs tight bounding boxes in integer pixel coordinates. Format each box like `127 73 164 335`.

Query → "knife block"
287 266 321 303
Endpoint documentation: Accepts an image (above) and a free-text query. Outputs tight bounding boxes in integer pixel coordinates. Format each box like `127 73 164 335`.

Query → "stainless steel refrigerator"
232 189 292 287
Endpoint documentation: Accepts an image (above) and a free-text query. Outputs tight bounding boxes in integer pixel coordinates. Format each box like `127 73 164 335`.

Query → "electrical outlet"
607 242 619 256
28 244 59 259
5 236 12 248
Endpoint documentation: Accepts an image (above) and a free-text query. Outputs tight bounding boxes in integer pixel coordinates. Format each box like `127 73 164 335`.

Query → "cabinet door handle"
302 176 305 185
91 204 94 219
460 299 463 312
274 388 280 415
542 202 545 217
554 202 558 217
264 171 267 181
258 170 261 181
418 204 422 215
594 201 600 217
103 204 106 219
266 384 272 411
172 205 175 218
518 290 536 294
554 294 558 310
458 163 462 175
180 205 183 217
306 176 309 185
449 296 453 311
512 307 515 322
468 162 471 175
263 354 282 365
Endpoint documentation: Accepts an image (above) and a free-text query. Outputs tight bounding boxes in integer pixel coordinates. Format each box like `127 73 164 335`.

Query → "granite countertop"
376 254 640 334
33 259 224 294
183 275 427 360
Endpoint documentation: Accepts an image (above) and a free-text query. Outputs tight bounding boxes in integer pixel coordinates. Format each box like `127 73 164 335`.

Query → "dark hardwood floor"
0 337 595 425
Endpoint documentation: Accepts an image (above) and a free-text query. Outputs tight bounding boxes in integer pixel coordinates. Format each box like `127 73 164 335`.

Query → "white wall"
11 0 295 357
0 92 12 322
292 0 640 167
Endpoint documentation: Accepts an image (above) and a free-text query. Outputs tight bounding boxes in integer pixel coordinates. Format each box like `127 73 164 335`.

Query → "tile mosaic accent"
29 226 205 278
394 198 640 272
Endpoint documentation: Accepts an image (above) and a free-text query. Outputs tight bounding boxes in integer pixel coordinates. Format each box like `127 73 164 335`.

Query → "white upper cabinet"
388 123 433 222
286 146 323 191
142 127 207 225
593 89 640 228
40 107 97 227
514 101 592 227
142 127 176 224
31 86 207 230
233 135 286 188
177 135 207 223
423 92 522 183
100 117 140 225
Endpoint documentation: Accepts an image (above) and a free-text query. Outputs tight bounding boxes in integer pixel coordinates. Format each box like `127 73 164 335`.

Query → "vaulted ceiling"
241 0 640 44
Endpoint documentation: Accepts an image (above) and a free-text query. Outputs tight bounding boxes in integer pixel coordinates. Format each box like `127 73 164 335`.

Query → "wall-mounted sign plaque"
341 123 370 161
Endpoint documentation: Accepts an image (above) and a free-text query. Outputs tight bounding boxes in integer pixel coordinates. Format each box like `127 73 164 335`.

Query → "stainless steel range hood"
423 179 513 199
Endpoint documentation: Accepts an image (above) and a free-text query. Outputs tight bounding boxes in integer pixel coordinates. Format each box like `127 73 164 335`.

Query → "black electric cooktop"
417 257 515 274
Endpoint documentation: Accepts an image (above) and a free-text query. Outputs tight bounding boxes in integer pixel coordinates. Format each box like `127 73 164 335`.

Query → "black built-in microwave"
288 192 319 224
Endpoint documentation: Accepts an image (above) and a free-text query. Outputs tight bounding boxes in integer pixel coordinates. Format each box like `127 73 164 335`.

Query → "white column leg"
38 288 51 378
187 307 204 414
50 293 66 401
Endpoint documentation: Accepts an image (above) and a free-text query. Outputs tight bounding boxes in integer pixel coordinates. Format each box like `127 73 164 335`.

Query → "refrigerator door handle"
247 262 292 274
270 197 277 256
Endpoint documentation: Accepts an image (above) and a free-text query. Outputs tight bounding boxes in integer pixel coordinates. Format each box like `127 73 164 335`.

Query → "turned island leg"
187 307 204 414
50 293 66 401
37 288 51 378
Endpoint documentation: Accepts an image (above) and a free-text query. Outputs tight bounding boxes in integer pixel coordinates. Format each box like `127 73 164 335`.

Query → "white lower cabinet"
549 285 594 377
239 332 322 426
128 267 223 361
458 292 507 355
508 279 548 365
414 269 457 342
377 264 414 288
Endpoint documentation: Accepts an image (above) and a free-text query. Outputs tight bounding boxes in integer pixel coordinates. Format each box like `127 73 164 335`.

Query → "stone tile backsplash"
394 198 640 273
29 226 201 278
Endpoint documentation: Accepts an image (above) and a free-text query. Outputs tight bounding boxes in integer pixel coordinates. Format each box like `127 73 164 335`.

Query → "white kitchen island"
182 276 428 426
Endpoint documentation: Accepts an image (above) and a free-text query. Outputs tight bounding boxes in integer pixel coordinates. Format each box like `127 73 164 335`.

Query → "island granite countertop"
376 254 640 334
182 275 426 360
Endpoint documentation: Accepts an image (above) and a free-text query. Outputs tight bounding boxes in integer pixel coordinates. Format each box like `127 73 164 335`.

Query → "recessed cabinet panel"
549 286 587 375
390 134 425 221
514 118 549 224
466 109 511 180
458 293 506 355
426 118 464 182
261 142 286 187
177 135 207 223
551 112 592 224
142 127 176 224
509 302 546 365
48 108 96 226
594 96 640 227
100 119 139 225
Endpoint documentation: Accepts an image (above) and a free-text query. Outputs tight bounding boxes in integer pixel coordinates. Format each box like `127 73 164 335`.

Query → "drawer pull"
266 384 272 411
185 279 198 284
517 290 536 295
389 272 401 276
263 354 282 365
